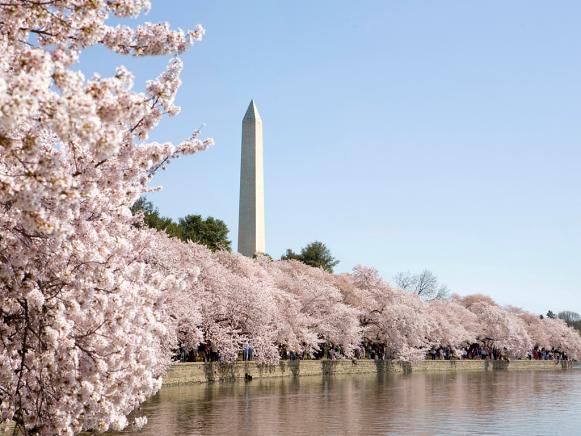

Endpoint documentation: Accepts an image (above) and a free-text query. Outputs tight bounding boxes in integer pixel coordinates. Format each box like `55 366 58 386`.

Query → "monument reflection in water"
114 369 581 435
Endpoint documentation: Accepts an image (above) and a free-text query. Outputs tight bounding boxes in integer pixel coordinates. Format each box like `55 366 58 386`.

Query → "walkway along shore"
163 359 574 386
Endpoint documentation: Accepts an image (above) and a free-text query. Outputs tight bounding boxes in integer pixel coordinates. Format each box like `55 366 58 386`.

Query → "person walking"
243 342 250 361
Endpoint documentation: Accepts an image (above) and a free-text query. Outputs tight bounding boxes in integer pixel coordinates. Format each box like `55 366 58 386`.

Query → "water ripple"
112 369 581 436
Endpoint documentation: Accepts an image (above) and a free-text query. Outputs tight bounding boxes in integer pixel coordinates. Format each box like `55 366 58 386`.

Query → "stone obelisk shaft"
238 100 265 257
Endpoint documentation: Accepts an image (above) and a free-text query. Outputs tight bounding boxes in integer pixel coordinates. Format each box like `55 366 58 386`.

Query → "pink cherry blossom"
0 1 209 434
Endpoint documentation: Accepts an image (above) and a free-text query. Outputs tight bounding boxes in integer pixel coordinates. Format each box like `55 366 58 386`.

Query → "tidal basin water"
117 367 581 435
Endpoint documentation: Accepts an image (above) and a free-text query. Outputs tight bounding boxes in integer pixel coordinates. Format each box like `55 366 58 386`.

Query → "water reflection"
114 369 581 435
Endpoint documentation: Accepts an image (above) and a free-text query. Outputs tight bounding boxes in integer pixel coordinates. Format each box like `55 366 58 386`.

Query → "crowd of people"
527 346 568 361
176 340 573 363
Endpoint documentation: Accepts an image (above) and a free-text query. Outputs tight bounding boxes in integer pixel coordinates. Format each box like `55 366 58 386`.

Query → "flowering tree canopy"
0 1 210 434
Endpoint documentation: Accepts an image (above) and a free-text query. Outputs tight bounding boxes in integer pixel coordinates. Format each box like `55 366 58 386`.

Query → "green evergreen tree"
177 214 231 251
281 241 339 273
131 197 231 251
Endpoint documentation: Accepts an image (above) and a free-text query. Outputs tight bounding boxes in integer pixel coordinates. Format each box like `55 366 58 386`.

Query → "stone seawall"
163 359 572 386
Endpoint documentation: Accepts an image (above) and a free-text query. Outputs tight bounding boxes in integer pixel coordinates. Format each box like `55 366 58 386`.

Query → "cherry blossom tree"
426 298 478 351
161 249 364 364
519 311 551 350
456 295 532 358
199 250 280 364
520 311 581 359
344 266 434 361
266 259 362 357
0 1 210 433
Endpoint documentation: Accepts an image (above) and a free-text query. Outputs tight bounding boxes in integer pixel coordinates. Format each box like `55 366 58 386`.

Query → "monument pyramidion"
238 100 265 257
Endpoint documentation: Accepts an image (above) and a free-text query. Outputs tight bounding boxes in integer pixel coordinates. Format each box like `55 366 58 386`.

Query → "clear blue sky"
80 0 581 315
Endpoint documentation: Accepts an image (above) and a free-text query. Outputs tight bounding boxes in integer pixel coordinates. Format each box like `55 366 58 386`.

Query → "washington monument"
238 100 265 257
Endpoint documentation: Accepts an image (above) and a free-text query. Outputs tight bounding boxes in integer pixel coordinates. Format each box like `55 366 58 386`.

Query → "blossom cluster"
157 240 581 364
0 1 209 434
